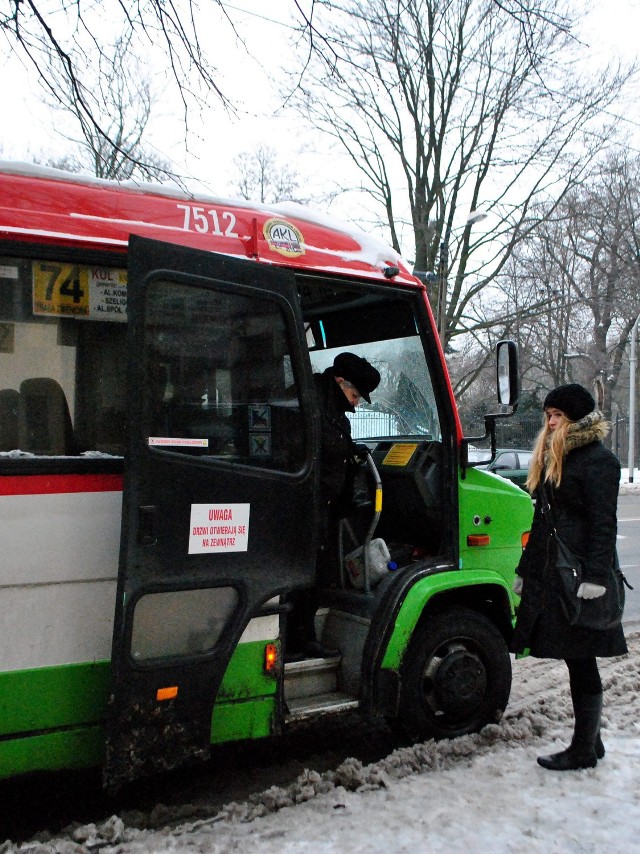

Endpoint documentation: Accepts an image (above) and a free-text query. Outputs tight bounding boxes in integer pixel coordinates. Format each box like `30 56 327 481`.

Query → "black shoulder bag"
543 488 630 631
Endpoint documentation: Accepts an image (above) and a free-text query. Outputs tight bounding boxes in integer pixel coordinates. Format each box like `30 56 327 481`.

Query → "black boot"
571 684 605 759
570 684 605 759
537 692 602 771
595 731 605 760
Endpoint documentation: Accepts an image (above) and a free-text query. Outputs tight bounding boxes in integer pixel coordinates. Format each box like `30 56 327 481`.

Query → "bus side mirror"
461 340 520 478
496 340 519 409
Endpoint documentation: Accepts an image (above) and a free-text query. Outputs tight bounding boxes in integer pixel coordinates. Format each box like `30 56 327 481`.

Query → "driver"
286 352 381 660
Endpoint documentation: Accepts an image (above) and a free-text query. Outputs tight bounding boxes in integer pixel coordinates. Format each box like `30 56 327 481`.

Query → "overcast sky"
2 0 639 220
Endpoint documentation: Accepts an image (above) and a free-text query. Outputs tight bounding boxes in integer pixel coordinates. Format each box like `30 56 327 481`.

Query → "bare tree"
41 32 172 181
232 144 305 204
499 151 640 422
1 1 342 178
2 1 231 111
289 0 636 345
3 0 582 182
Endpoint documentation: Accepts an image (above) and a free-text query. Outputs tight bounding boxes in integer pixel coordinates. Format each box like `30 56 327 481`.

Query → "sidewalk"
619 468 640 494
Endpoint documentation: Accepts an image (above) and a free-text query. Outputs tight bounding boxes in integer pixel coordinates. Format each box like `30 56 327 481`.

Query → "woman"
512 383 627 770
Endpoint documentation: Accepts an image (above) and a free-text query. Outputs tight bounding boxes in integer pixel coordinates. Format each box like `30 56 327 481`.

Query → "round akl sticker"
263 218 305 258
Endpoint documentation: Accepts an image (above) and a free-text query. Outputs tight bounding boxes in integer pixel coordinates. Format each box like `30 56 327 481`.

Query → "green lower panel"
0 640 278 779
0 661 110 737
217 640 278 701
0 726 104 779
0 698 276 779
210 697 275 744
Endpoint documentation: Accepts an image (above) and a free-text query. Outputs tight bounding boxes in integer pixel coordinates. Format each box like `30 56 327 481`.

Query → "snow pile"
5 627 639 853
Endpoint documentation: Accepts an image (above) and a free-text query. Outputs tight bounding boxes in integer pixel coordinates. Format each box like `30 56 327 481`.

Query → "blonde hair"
526 412 572 492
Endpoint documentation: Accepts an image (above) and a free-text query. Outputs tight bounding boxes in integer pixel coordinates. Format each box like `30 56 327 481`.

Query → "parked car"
467 448 533 490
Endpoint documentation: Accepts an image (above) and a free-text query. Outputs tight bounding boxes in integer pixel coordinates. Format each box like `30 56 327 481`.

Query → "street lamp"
628 313 640 483
414 210 487 345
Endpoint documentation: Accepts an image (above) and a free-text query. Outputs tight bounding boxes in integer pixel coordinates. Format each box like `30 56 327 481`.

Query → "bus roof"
0 161 419 285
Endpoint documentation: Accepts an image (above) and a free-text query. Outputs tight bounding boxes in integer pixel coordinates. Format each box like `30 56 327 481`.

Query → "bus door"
104 235 318 789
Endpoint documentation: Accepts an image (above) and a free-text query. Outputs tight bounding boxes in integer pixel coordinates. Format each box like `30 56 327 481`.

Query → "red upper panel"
0 162 419 285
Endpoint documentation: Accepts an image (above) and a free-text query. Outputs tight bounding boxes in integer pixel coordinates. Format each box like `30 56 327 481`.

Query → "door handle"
138 505 157 546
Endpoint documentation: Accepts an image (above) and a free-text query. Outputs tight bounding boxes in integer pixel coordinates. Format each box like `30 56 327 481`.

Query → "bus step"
284 655 341 701
285 691 359 721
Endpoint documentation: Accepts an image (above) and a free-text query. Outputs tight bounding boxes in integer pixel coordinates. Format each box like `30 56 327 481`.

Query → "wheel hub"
424 643 487 718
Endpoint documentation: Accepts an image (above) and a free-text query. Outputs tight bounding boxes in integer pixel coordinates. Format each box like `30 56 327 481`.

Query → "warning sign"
188 503 250 554
149 437 208 447
382 443 419 467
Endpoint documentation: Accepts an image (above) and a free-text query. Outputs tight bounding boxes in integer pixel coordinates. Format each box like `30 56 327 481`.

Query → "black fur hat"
543 383 595 422
333 352 380 403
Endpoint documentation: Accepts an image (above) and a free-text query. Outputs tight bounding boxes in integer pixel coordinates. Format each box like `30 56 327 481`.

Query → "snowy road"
4 625 639 853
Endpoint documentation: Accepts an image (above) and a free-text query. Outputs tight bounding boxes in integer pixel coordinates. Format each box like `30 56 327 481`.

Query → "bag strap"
615 549 635 590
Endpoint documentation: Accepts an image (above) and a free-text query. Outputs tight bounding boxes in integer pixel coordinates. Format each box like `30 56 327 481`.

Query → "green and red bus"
0 162 532 789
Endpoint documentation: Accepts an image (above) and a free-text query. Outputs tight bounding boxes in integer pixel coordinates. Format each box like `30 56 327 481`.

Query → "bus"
0 162 533 790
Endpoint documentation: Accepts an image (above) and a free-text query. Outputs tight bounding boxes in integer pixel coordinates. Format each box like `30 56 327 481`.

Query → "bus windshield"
310 335 440 441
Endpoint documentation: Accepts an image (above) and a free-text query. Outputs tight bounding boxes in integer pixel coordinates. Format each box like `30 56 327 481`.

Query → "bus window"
142 279 304 472
130 586 239 660
0 255 128 457
300 280 442 442
310 334 441 441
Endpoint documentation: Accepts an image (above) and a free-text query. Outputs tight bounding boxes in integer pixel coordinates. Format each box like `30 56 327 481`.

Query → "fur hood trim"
543 410 609 463
564 410 609 453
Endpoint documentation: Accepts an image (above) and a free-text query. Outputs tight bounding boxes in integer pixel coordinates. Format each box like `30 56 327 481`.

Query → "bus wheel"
397 607 511 742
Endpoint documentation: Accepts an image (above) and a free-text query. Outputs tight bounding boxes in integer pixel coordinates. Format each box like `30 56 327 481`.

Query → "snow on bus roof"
0 160 405 273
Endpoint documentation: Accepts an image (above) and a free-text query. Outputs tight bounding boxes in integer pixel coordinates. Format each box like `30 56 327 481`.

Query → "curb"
619 484 640 495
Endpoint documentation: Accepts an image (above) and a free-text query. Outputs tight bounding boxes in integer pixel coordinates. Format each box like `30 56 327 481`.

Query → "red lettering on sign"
92 268 116 282
192 525 208 536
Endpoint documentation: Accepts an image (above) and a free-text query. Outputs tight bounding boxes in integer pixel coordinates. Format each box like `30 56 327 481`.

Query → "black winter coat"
512 439 627 659
314 369 358 515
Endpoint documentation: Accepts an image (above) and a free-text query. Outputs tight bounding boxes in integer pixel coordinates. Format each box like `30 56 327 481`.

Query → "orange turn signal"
467 534 491 547
156 686 178 702
521 531 530 548
264 642 278 674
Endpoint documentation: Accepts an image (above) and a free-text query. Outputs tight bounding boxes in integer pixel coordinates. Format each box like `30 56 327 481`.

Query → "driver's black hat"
333 352 380 403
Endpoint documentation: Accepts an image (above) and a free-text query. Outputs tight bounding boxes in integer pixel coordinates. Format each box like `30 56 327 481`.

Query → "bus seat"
95 406 127 455
0 388 20 451
18 378 76 456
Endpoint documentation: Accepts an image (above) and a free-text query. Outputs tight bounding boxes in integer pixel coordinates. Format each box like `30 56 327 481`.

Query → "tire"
397 607 512 742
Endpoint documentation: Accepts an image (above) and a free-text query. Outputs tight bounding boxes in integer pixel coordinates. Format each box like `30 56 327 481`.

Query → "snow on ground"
619 467 640 494
6 624 640 854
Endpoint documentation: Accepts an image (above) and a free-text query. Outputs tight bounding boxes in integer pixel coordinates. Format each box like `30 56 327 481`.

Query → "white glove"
512 575 523 596
577 582 606 599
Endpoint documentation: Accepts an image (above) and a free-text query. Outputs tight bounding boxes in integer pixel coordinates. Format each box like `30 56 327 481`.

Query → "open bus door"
104 236 318 789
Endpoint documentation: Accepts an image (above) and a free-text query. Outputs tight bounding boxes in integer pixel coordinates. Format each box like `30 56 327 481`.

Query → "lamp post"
628 313 640 483
437 238 449 345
